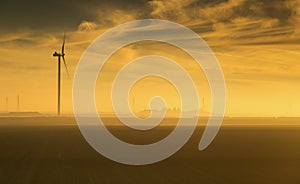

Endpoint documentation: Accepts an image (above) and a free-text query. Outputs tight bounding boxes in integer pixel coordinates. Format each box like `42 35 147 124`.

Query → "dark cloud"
196 0 294 22
1 1 81 33
0 0 299 45
237 0 293 24
0 0 148 33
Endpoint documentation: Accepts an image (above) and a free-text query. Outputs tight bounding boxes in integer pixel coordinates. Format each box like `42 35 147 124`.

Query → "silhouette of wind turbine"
53 33 70 116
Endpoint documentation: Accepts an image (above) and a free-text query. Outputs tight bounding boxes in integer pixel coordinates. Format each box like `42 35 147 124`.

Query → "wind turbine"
53 33 70 116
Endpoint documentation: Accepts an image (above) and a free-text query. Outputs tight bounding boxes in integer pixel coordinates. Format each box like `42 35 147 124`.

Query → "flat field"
0 117 299 184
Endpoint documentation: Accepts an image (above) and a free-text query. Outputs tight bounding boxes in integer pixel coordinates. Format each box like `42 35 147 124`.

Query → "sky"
0 0 300 116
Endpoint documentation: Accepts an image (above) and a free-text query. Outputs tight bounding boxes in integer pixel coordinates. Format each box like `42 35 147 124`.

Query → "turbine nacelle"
53 51 63 57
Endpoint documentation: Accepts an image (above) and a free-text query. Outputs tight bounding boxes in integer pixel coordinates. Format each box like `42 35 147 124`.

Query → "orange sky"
1 0 300 116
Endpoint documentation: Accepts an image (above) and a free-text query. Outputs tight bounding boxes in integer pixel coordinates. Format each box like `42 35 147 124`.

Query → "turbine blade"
62 32 65 54
62 56 70 78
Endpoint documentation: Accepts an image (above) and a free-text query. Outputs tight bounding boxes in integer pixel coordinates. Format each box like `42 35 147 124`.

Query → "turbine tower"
53 33 69 116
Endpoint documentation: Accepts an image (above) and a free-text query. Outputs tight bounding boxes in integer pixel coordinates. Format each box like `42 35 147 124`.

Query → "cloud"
78 20 97 32
146 0 300 46
1 0 299 47
148 0 196 22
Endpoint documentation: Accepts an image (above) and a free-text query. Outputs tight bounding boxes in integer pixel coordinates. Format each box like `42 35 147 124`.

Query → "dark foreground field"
0 117 299 184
